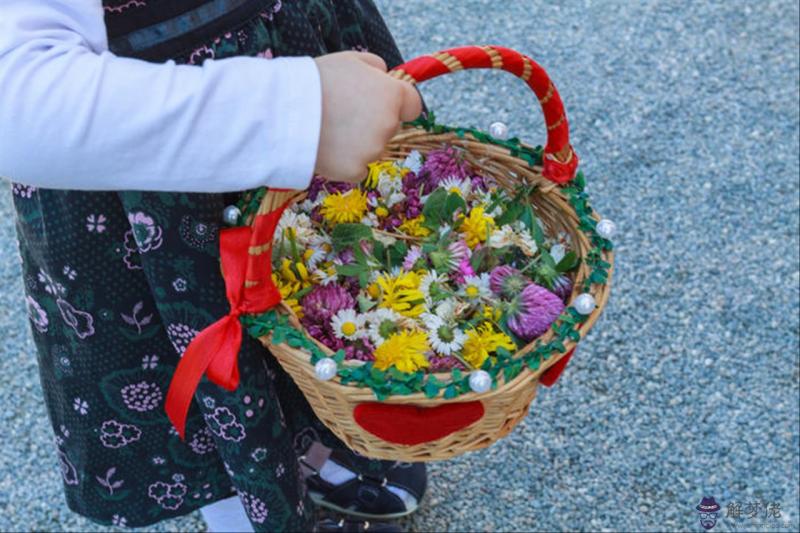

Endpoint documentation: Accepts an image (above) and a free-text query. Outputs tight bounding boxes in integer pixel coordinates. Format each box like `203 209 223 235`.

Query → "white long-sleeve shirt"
0 0 321 192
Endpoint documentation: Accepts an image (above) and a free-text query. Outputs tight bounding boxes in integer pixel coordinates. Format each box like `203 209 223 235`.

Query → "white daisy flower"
403 150 423 173
489 224 538 256
297 199 317 212
377 174 406 207
434 299 458 321
419 271 448 303
439 176 472 198
331 309 366 341
423 314 467 356
305 247 327 270
313 266 338 286
366 308 404 346
277 211 314 243
459 273 492 300
489 225 515 249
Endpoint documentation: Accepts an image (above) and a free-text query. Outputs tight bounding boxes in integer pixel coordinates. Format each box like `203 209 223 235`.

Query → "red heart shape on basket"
353 401 485 445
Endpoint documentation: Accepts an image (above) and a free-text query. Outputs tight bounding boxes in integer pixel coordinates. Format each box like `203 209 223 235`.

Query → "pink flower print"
121 301 153 335
103 0 145 14
148 480 187 510
188 45 214 65
96 467 125 495
86 214 107 233
141 354 159 369
259 0 282 21
251 448 268 463
204 406 246 442
62 265 77 281
57 450 78 486
127 211 163 253
121 381 163 412
38 269 65 296
111 515 127 527
238 491 269 524
121 230 142 270
256 48 274 59
99 420 142 448
172 278 187 292
26 295 48 333
188 427 217 455
73 397 88 415
167 323 199 355
12 183 36 198
57 298 95 339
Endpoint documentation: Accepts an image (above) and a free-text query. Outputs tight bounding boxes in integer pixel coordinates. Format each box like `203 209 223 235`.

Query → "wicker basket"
247 46 613 461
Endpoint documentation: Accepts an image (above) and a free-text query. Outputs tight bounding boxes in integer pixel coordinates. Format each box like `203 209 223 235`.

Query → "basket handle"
389 45 579 184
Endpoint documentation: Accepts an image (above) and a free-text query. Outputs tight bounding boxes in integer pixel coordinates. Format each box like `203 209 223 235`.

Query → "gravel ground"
1 0 798 531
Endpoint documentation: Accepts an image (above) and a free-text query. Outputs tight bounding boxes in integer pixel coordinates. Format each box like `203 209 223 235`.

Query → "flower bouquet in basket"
164 46 613 462
274 154 579 382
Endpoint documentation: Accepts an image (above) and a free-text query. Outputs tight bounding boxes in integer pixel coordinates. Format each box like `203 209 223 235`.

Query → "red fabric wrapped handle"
390 45 579 184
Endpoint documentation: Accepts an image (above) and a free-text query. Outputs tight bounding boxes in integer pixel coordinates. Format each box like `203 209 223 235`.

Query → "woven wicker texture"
256 46 613 461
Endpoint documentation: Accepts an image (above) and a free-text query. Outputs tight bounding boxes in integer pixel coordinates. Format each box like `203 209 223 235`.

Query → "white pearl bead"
222 205 242 226
595 219 616 239
573 293 597 315
488 121 509 140
314 358 338 381
468 370 492 393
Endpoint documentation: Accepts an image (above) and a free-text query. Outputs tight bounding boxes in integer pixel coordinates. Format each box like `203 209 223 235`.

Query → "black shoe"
313 517 404 532
305 448 427 520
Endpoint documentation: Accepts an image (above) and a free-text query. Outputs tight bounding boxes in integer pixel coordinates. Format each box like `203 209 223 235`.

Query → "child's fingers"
397 81 423 122
354 52 388 72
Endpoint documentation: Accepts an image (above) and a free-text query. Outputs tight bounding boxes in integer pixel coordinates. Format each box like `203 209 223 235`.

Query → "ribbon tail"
205 316 243 391
165 316 238 439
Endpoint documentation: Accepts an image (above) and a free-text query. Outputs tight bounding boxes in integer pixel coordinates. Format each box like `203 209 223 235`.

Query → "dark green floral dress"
12 0 403 529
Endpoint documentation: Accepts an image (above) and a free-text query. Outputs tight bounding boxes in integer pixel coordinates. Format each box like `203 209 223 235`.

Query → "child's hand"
314 52 422 184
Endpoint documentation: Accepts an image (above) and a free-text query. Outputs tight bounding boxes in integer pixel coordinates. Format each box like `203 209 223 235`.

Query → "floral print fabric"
11 0 403 529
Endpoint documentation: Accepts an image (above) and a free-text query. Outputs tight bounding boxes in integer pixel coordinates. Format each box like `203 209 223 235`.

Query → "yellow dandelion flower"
398 215 432 237
279 258 312 288
320 189 368 224
272 273 304 318
365 161 394 189
375 271 426 317
462 323 516 368
373 330 430 373
482 305 502 321
458 206 496 248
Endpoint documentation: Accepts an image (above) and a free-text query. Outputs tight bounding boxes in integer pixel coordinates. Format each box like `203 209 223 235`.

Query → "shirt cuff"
257 56 321 190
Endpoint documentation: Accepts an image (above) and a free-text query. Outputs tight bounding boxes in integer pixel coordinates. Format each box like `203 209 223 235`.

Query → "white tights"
200 495 254 533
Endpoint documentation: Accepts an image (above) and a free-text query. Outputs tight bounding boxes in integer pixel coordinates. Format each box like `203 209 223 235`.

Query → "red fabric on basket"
539 348 575 387
353 401 485 445
165 197 291 439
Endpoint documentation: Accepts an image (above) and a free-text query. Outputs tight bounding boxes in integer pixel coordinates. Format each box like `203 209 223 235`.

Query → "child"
0 1 425 531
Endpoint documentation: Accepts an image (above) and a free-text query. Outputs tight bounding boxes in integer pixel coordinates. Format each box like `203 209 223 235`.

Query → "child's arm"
0 0 420 192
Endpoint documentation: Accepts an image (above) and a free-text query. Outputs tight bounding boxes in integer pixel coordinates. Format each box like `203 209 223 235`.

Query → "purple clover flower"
419 146 472 193
506 283 565 341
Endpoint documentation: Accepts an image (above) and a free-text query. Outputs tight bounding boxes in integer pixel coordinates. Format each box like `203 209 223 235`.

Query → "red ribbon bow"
165 199 290 439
